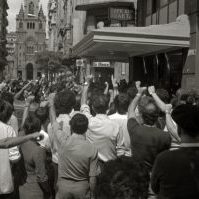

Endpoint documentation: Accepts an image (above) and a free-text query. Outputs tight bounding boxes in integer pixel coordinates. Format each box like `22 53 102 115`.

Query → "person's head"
138 96 159 126
35 107 49 125
114 93 130 115
54 89 76 116
172 104 199 138
127 87 137 100
156 89 170 104
1 92 14 106
97 157 149 199
92 94 109 114
0 100 13 123
69 113 88 135
23 113 41 135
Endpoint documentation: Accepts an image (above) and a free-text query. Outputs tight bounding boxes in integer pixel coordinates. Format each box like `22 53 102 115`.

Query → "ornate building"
15 0 46 80
0 0 9 77
5 32 17 80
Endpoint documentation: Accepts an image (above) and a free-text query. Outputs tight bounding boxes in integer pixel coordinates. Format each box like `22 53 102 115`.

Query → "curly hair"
97 157 150 199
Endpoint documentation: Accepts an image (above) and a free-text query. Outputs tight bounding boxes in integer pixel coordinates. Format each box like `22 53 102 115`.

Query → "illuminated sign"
109 7 134 21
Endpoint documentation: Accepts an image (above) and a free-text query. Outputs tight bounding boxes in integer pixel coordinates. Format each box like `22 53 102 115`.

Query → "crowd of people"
0 71 199 199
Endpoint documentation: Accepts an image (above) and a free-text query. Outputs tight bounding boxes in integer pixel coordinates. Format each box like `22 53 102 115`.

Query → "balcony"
76 0 136 10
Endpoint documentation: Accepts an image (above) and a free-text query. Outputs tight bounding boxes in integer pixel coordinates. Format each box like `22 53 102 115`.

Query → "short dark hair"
69 113 88 135
0 100 13 123
92 94 109 114
138 96 159 126
156 89 170 104
97 157 149 199
54 89 76 115
35 107 49 124
114 93 130 115
1 92 14 106
23 113 41 135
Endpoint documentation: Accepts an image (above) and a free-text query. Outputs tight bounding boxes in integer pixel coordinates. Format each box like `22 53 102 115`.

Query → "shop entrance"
129 49 188 95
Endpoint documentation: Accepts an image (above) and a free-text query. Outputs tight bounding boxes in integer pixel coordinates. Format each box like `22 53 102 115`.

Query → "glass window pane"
160 0 168 7
146 15 151 26
169 1 177 22
159 7 168 24
178 0 185 15
147 0 152 15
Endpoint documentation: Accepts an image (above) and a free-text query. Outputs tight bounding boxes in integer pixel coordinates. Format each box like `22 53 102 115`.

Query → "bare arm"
21 95 35 129
0 133 42 149
14 81 32 100
128 81 146 119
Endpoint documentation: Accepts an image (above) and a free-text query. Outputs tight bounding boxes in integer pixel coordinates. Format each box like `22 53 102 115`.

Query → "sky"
7 0 48 32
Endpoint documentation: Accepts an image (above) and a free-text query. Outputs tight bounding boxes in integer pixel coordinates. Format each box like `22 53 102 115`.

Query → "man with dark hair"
109 93 132 157
81 82 123 163
151 104 199 199
50 112 99 199
47 89 76 191
127 82 171 170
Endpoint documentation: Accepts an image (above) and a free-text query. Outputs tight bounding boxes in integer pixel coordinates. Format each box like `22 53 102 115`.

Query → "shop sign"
93 62 111 68
109 7 134 21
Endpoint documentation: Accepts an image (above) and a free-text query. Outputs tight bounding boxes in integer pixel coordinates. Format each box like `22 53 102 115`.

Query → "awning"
72 15 190 62
76 0 135 11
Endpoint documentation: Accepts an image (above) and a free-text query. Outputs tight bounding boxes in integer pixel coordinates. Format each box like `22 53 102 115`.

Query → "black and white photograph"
0 0 198 198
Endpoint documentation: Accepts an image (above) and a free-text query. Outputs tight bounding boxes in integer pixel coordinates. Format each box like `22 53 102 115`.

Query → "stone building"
0 0 9 77
5 32 17 80
15 0 46 80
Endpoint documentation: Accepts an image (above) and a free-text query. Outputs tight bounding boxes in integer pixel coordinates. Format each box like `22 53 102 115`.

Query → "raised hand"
111 75 118 88
165 104 172 114
135 81 146 95
148 86 155 95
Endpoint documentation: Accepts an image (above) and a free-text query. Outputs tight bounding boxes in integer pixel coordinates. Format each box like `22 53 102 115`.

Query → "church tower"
15 0 46 80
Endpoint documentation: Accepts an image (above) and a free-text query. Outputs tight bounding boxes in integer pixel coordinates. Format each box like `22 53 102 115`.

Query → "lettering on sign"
93 62 110 68
109 7 134 21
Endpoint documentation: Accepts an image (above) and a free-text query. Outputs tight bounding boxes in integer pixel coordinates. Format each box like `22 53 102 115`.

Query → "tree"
35 51 66 80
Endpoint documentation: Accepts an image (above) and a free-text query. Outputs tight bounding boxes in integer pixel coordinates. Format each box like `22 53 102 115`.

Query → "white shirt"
109 112 132 157
81 104 123 162
0 122 20 194
48 114 71 164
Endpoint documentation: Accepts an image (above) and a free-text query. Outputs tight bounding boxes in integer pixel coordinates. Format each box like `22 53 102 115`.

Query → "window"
147 0 152 15
33 23 35 29
39 22 42 29
152 0 158 14
29 2 34 15
160 0 168 7
19 21 23 29
27 22 29 29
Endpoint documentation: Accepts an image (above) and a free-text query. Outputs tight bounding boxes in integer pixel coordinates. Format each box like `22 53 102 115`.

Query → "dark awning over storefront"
72 15 190 62
76 0 135 11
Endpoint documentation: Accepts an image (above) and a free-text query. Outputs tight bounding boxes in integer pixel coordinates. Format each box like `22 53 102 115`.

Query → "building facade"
73 0 137 83
0 0 9 78
15 0 46 80
5 32 17 80
136 0 198 92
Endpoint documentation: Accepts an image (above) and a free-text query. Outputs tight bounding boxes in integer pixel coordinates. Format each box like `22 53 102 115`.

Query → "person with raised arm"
127 81 171 170
148 86 181 145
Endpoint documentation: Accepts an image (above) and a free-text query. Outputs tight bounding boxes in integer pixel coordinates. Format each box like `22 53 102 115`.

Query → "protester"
81 79 124 164
19 114 51 199
151 104 199 199
127 82 171 170
50 112 100 199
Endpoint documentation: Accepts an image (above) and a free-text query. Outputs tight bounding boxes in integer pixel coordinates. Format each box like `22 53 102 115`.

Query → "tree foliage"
35 51 66 74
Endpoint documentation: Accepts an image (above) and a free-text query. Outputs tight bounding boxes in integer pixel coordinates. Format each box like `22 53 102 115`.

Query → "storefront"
73 15 190 93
